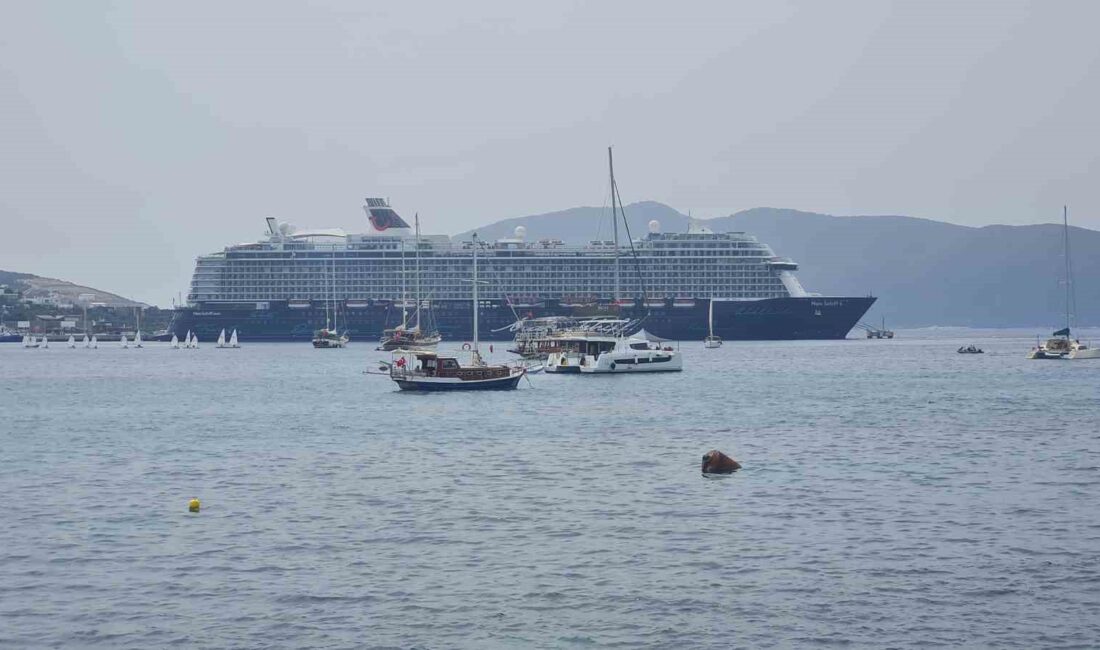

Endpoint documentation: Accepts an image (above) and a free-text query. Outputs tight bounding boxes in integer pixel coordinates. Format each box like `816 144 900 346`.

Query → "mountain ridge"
455 202 1099 328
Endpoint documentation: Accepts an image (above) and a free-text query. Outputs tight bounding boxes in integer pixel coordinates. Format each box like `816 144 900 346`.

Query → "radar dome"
278 222 291 235
648 219 660 234
514 225 527 240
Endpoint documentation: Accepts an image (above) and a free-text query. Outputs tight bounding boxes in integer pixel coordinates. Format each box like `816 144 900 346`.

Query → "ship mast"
609 146 620 302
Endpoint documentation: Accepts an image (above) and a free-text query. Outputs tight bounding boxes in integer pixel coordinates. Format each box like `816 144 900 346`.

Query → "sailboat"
229 329 240 348
68 335 76 348
216 329 227 348
313 251 349 348
40 335 49 349
573 148 682 374
170 334 179 349
134 307 144 348
23 334 38 348
91 335 98 349
134 330 143 348
120 334 129 349
704 299 723 348
83 333 90 349
1028 206 1099 360
191 333 199 349
379 213 442 351
389 232 526 391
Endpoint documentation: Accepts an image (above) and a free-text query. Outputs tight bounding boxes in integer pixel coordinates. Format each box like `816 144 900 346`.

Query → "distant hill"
0 270 145 308
456 204 1100 328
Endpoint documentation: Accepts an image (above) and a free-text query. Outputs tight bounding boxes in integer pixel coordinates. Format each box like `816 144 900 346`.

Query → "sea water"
2 330 1099 648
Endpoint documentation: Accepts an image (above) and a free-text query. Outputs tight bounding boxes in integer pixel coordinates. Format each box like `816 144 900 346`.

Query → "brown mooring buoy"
702 449 741 474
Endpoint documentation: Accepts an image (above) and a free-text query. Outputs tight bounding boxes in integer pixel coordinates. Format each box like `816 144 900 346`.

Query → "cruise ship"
171 198 875 342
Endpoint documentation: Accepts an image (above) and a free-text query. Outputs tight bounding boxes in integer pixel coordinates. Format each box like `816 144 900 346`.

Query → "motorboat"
579 336 683 373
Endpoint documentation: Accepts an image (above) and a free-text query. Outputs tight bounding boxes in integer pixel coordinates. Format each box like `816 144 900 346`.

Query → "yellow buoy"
188 498 201 513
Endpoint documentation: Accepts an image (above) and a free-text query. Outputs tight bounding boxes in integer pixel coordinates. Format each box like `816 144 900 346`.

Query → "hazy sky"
3 1 1099 305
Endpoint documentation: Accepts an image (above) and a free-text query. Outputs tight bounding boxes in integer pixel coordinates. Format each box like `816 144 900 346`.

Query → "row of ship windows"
192 291 789 301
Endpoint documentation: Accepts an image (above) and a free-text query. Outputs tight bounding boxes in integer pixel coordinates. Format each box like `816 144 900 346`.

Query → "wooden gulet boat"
389 233 526 391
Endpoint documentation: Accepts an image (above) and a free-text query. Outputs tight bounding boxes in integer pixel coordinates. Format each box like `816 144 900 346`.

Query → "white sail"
68 335 76 348
185 330 192 348
135 330 143 348
120 334 129 349
91 335 98 349
83 333 90 348
41 336 49 349
22 335 29 347
229 329 239 348
217 328 226 348
191 334 199 349
170 334 179 349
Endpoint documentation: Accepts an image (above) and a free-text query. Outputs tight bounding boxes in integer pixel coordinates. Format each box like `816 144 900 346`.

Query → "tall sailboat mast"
400 237 408 327
609 146 620 302
324 256 331 330
1063 205 1072 334
415 213 422 331
472 233 480 354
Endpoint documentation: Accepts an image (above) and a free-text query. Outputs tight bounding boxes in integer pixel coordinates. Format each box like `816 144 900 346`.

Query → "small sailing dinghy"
170 334 179 349
23 335 38 348
68 335 76 348
91 335 98 349
191 333 199 349
40 336 49 349
704 299 722 348
120 334 129 349
216 329 227 348
229 329 240 348
83 333 90 348
134 330 143 348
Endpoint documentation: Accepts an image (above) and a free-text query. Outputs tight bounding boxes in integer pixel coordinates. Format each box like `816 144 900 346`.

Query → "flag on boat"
1054 327 1071 337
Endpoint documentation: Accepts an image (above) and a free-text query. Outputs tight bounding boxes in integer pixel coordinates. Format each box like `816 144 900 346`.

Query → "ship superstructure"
173 199 874 341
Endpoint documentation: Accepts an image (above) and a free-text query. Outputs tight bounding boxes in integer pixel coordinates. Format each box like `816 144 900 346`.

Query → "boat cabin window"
629 342 649 350
441 359 459 370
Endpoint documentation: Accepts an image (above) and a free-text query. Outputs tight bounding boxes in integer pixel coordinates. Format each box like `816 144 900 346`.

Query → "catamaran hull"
170 296 875 343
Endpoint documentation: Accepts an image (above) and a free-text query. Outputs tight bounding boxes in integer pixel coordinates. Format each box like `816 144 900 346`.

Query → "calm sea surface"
2 330 1099 648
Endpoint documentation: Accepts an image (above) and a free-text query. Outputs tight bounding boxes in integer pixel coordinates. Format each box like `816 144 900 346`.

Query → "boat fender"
702 449 741 474
462 342 472 351
188 498 201 513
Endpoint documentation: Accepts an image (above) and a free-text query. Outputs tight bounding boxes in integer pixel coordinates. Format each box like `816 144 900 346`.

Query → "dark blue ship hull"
169 296 875 343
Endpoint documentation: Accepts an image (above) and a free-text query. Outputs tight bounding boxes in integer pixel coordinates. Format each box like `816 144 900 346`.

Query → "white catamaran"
1027 206 1099 360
